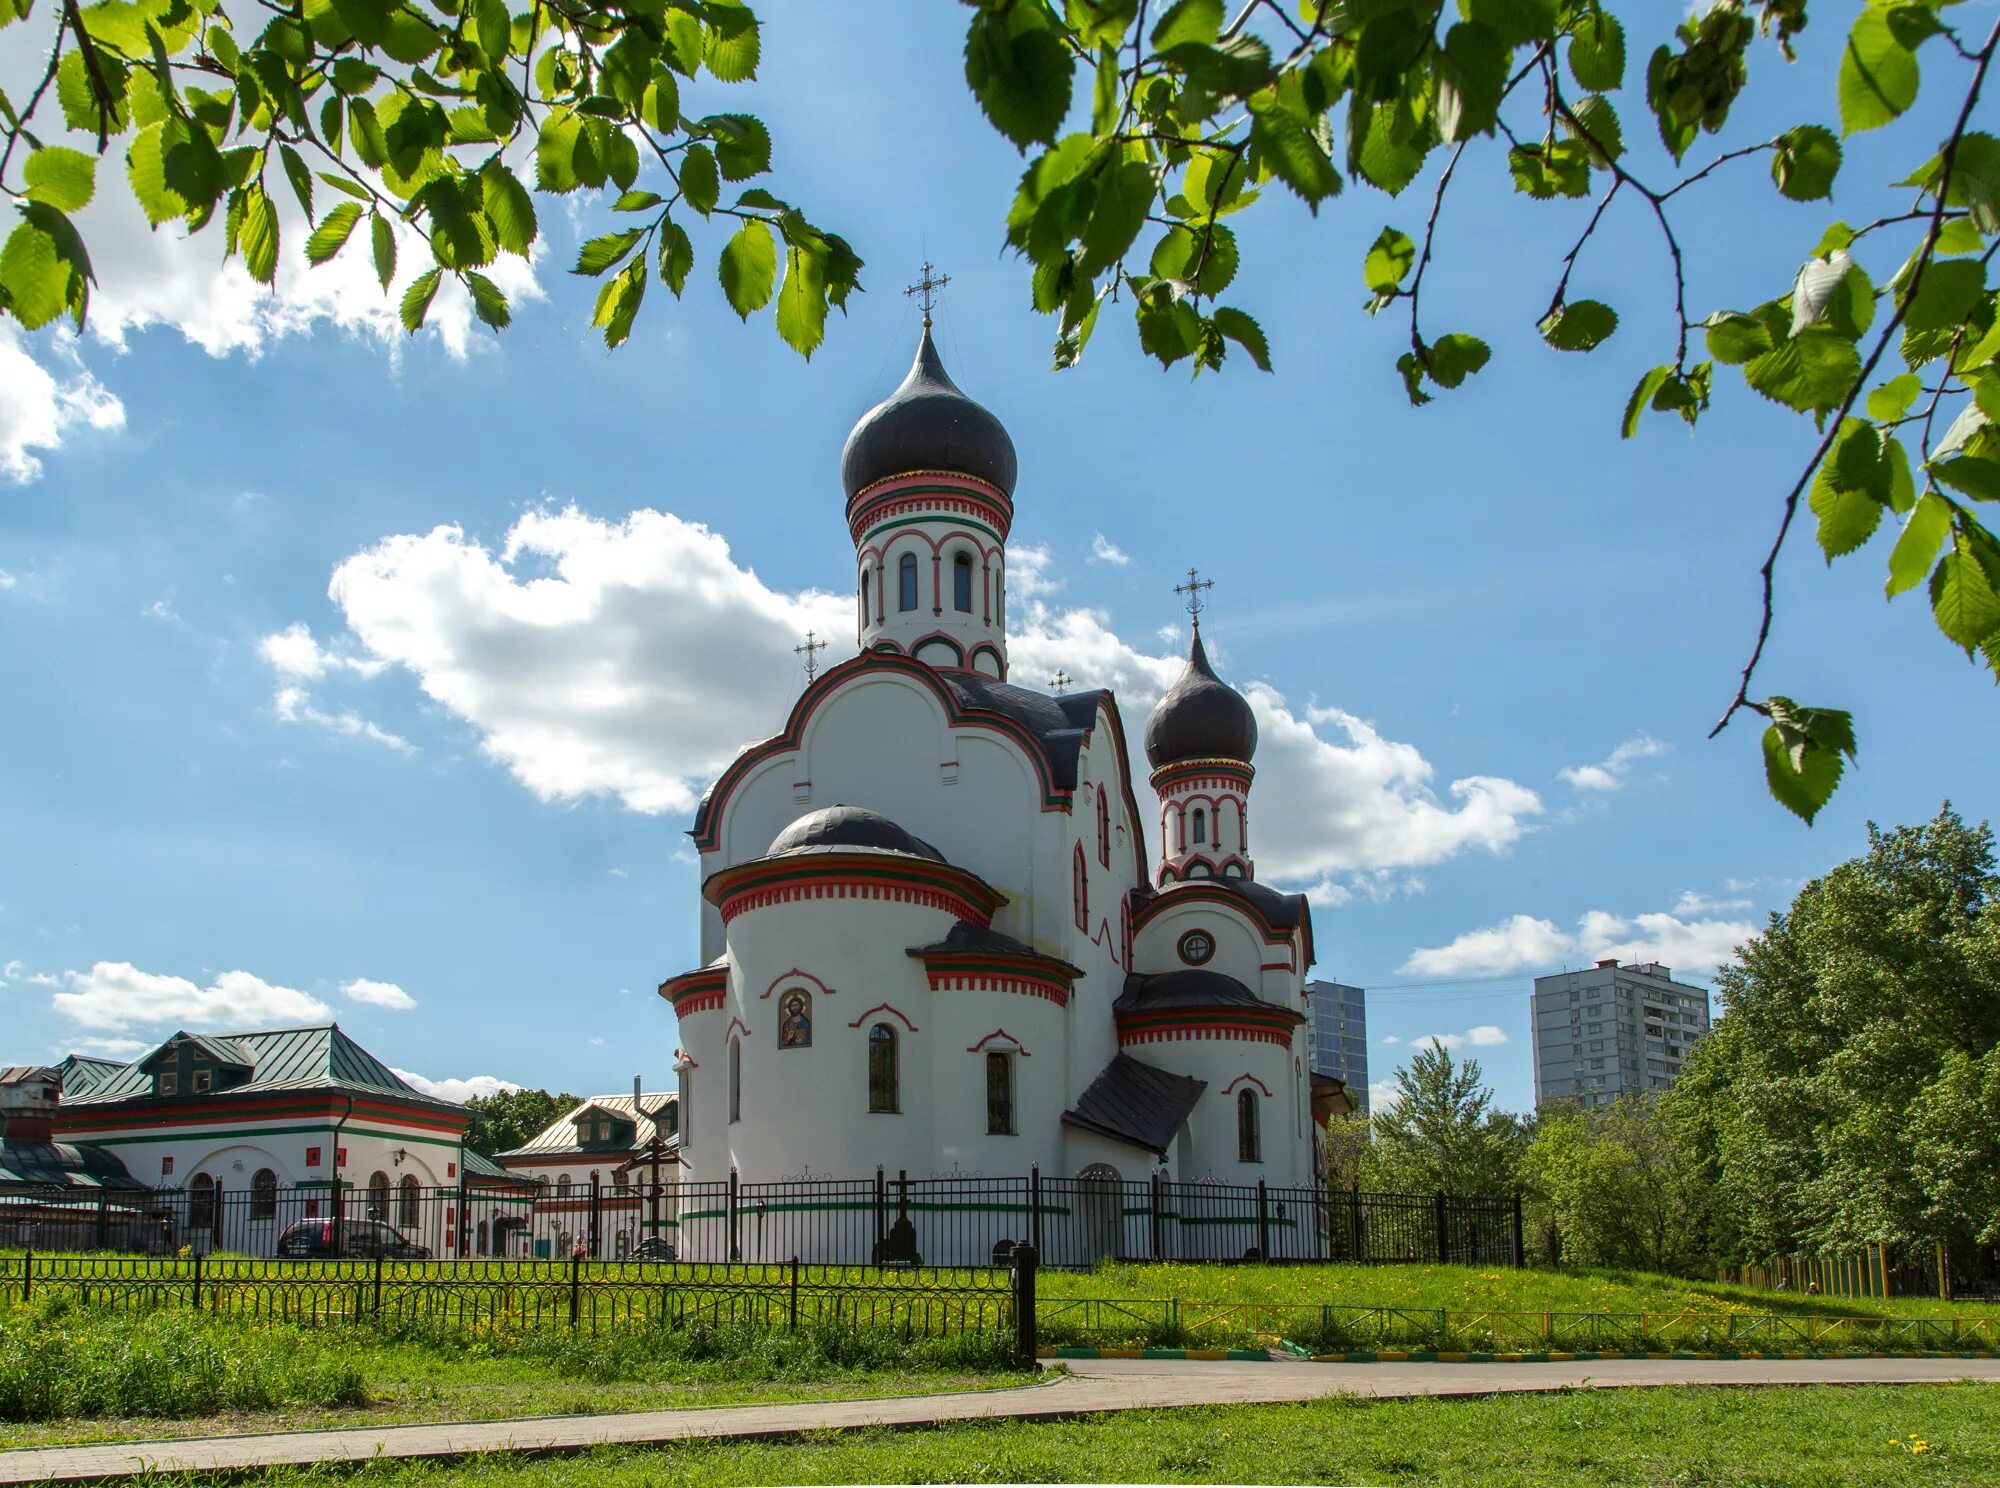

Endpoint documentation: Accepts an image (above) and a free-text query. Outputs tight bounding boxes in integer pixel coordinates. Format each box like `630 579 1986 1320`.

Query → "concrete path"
4 1355 1997 1484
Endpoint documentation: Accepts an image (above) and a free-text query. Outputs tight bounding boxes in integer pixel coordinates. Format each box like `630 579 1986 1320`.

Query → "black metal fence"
3 1173 1525 1271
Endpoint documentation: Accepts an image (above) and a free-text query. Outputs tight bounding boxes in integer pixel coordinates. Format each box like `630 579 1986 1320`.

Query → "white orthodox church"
658 316 1318 1251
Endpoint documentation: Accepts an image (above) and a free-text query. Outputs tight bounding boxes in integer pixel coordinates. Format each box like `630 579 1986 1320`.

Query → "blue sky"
2 4 1993 1115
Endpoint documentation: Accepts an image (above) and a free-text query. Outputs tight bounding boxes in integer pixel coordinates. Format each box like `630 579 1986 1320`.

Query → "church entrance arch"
1075 1163 1122 1265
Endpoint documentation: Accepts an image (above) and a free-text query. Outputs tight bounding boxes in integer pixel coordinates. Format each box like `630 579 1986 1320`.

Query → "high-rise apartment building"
1305 980 1369 1116
1530 959 1711 1107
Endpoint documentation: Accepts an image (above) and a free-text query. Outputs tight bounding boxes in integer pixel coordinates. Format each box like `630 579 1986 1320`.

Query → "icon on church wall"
778 989 812 1048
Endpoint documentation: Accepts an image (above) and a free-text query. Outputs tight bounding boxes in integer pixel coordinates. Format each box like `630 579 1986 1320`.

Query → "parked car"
276 1217 432 1259
630 1237 677 1262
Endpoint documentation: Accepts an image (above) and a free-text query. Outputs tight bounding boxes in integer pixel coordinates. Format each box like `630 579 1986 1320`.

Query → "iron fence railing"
0 1173 1525 1271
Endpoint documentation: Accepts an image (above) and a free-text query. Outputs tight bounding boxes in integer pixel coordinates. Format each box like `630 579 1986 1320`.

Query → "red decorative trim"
1223 1072 1276 1097
848 1002 919 1032
966 1028 1033 1056
908 629 968 665
659 962 728 1016
708 854 1003 928
847 472 1014 546
1152 759 1255 794
723 1017 751 1042
1260 960 1295 973
1133 881 1314 968
759 968 837 1000
924 968 1072 1006
1118 1019 1296 1049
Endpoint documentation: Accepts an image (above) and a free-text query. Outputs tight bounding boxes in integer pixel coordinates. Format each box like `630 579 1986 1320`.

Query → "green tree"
5 0 1999 820
461 1086 576 1157
1322 1107 1369 1190
1523 1095 1711 1273
1677 803 2000 1260
1363 1041 1523 1195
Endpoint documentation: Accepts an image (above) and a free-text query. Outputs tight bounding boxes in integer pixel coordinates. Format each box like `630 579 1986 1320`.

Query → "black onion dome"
840 326 1018 499
1143 629 1257 770
767 805 946 863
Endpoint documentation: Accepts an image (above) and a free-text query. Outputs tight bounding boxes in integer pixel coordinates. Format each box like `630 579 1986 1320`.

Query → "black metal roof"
907 922 1046 958
1143 628 1257 769
936 672 1103 791
1114 968 1266 1013
1061 1054 1208 1157
767 805 946 863
1129 877 1307 931
840 326 1018 499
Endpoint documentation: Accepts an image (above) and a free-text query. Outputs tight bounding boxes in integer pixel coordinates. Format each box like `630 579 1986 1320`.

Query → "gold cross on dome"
904 261 950 326
794 629 827 683
1173 568 1215 625
1050 669 1071 696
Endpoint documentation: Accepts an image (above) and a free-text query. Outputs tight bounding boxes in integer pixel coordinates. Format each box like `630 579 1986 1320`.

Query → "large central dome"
840 326 1018 499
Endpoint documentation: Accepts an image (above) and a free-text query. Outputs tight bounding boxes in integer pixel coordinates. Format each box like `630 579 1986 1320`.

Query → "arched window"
1191 808 1208 845
367 1170 390 1220
860 570 871 628
1073 843 1088 930
398 1174 421 1229
778 988 812 1048
189 1172 216 1233
898 552 918 611
558 1173 572 1197
868 1024 899 1113
728 1037 742 1124
1096 787 1110 867
1237 1089 1261 1164
251 1167 278 1220
986 1051 1015 1135
953 553 973 612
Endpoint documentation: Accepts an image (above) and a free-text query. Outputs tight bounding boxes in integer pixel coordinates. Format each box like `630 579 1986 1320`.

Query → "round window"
1178 930 1215 965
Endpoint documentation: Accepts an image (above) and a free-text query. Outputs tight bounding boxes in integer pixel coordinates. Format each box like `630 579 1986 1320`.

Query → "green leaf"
305 201 364 266
465 270 510 330
400 267 441 333
706 113 771 181
1563 94 1622 166
1904 259 1986 334
1540 299 1618 353
1150 222 1238 296
1838 7 1921 135
1363 226 1415 298
964 5 1072 150
1772 125 1840 202
1931 535 2000 651
575 229 643 278
1079 161 1155 276
1437 22 1507 143
704 0 761 82
1705 310 1778 366
1866 371 1922 422
592 261 647 348
1808 418 1889 560
1249 88 1341 206
717 218 776 318
1567 9 1625 92
1887 489 1953 597
1151 0 1222 51
1921 132 2000 236
1933 456 2000 502
1760 698 1854 825
1427 332 1490 389
57 48 128 137
680 144 720 215
1508 141 1590 199
240 187 279 284
1623 366 1672 438
24 147 95 212
1135 280 1199 367
0 202 92 331
1351 102 1425 197
1744 327 1862 415
126 117 223 226
370 211 395 290
658 221 694 295
775 243 828 357
1211 306 1269 371
482 164 537 256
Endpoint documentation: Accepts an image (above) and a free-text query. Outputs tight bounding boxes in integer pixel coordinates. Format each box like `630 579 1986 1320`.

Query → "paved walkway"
4 1355 1997 1484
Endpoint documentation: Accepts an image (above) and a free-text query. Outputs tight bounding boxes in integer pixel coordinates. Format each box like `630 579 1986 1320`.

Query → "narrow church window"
778 988 812 1048
986 1051 1014 1135
953 553 973 612
868 1024 899 1112
251 1167 277 1220
1191 808 1207 845
1096 787 1110 867
399 1174 420 1229
1237 1089 1261 1164
190 1172 216 1232
558 1174 572 1197
898 553 918 611
728 1037 742 1124
1073 844 1088 930
368 1171 390 1220
860 570 871 627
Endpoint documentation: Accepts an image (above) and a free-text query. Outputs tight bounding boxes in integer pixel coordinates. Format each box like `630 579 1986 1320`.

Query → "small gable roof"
138 1033 256 1071
60 1025 463 1114
496 1093 679 1159
1061 1054 1207 1158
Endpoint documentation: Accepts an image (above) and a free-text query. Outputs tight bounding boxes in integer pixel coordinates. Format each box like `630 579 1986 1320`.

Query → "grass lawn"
198 1382 2000 1488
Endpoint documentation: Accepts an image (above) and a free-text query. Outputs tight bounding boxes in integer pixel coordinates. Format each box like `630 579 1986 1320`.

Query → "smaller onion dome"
840 326 1018 499
1143 628 1257 770
767 804 946 863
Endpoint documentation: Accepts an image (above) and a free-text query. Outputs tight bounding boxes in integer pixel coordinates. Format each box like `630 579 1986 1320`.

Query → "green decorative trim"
87 1123 463 1152
856 511 1007 548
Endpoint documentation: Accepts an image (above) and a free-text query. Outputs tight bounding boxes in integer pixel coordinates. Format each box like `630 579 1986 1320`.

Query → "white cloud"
1466 1025 1509 1046
1381 1034 1401 1045
0 325 125 484
1368 1078 1402 1111
1088 533 1131 566
1402 905 1755 977
283 506 1541 885
142 597 177 622
51 962 332 1032
391 1068 521 1103
1560 735 1669 791
0 571 14 590
341 977 417 1011
273 685 414 753
69 1036 148 1059
259 622 388 681
1672 889 1755 915
0 959 21 981
1411 1031 1465 1050
1006 542 1061 601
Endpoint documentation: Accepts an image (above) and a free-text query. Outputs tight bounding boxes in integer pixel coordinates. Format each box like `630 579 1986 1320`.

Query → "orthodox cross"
793 629 827 684
1049 669 1071 696
1173 567 1215 627
904 261 950 327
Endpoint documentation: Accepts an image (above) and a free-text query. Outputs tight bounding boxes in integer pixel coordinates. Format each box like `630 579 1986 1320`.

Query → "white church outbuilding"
658 319 1319 1263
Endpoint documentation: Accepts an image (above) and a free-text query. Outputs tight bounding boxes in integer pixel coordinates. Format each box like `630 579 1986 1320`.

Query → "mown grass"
115 1382 2000 1487
0 1296 1022 1445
